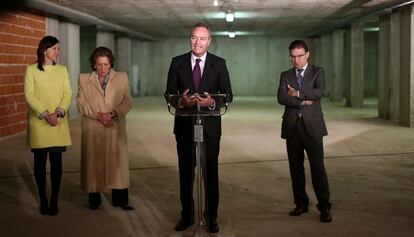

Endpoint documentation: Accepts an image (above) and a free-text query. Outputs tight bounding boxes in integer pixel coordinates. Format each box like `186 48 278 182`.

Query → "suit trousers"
176 135 220 222
286 118 331 211
88 188 129 206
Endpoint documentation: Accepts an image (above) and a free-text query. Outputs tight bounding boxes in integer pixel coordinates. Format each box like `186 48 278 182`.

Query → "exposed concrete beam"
305 0 414 37
25 0 157 41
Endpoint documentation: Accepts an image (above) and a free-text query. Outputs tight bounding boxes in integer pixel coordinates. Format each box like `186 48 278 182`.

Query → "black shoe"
90 203 100 210
289 206 309 216
112 203 134 211
89 193 101 210
174 219 194 231
49 205 58 216
208 220 219 233
320 210 332 223
39 200 49 215
120 205 134 211
49 198 58 216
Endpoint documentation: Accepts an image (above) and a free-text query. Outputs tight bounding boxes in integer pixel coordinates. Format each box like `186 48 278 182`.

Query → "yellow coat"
77 70 132 192
24 64 72 149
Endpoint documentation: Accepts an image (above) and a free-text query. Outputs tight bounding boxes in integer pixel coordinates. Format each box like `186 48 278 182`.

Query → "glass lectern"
167 94 229 237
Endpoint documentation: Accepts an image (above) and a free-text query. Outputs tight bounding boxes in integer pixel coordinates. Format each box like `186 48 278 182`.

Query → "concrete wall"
332 29 345 102
136 38 188 96
131 40 142 96
311 37 323 69
320 34 333 97
364 31 379 97
79 26 96 73
75 30 379 100
116 37 133 95
136 36 298 96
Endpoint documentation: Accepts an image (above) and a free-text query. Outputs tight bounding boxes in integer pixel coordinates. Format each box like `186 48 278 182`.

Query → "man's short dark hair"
289 40 309 52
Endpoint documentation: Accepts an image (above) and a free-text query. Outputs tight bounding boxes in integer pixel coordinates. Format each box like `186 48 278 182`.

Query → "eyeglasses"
289 53 307 59
95 63 110 69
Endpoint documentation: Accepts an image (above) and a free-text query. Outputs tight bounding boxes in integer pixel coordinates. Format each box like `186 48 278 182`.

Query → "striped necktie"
296 68 304 89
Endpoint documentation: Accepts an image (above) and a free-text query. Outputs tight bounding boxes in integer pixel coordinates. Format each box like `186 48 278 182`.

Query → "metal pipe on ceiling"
25 0 157 41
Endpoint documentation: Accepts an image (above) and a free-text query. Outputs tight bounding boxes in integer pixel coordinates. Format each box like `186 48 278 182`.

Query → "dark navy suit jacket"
165 52 233 138
277 65 328 139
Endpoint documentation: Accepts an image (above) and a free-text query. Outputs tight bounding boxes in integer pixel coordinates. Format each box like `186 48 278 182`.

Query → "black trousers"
176 135 220 222
286 119 331 211
33 150 62 207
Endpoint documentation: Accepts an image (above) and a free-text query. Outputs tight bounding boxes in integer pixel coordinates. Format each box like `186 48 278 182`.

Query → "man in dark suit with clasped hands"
277 40 332 223
164 23 233 233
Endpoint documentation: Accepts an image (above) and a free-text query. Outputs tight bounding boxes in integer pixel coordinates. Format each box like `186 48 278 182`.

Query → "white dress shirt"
191 52 207 77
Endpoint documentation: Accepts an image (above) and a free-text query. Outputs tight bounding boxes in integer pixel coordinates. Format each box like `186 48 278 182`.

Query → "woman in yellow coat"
77 47 133 210
24 36 72 216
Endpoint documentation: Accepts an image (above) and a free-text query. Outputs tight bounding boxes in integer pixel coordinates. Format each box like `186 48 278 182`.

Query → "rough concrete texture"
0 97 413 237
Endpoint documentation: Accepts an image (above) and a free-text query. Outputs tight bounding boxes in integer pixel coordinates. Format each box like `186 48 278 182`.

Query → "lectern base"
192 223 210 237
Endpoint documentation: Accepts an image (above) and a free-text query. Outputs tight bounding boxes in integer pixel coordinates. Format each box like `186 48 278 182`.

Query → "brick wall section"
0 10 45 139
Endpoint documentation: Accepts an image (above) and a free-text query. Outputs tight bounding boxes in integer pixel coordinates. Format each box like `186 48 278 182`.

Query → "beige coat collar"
87 70 115 96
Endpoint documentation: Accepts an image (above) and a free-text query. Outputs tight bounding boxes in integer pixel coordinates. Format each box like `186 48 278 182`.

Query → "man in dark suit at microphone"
164 22 233 233
277 40 332 223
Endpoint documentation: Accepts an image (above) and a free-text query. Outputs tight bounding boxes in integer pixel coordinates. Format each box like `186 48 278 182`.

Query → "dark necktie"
296 68 304 118
296 68 304 89
193 58 201 90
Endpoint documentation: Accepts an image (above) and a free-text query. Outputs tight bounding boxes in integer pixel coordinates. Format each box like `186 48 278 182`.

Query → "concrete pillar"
116 37 134 96
399 5 414 127
59 22 80 119
332 29 345 102
46 17 59 37
349 23 364 108
312 37 323 69
378 14 391 120
344 28 351 106
364 31 379 97
97 31 116 53
79 26 96 73
131 40 142 97
321 34 333 98
390 12 400 122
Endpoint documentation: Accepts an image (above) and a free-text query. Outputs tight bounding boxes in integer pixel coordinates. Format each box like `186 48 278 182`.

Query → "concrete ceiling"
40 0 412 39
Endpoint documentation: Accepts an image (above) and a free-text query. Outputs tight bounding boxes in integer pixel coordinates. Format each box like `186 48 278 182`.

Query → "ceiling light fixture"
228 31 236 38
213 0 219 7
225 11 234 22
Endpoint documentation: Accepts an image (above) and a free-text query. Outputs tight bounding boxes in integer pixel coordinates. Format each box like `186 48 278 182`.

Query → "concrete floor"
0 97 413 237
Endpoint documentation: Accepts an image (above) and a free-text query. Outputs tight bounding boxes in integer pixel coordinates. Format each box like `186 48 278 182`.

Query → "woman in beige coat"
24 36 72 216
77 47 133 210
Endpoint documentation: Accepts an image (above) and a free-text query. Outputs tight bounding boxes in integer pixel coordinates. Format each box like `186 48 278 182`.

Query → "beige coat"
24 64 72 149
77 70 132 193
